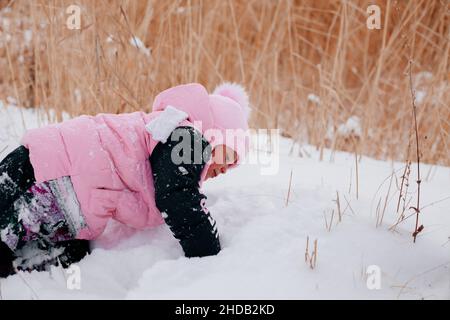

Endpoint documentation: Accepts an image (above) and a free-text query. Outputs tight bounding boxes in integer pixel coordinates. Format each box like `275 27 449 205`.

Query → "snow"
0 172 13 186
413 71 433 106
13 243 65 272
23 29 32 46
178 166 188 175
1 17 10 30
16 196 41 233
73 89 82 104
416 90 427 104
414 71 433 87
6 96 17 106
337 115 362 138
129 36 151 57
0 225 19 251
0 100 70 157
176 7 186 14
307 93 321 105
0 103 449 299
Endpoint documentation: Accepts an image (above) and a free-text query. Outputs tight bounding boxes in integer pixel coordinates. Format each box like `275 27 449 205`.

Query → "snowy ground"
1 101 449 299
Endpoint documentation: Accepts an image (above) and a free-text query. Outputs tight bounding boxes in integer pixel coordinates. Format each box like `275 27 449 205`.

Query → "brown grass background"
0 0 449 165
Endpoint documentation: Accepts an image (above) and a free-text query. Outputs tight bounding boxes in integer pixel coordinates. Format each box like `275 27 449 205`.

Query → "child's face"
206 145 237 180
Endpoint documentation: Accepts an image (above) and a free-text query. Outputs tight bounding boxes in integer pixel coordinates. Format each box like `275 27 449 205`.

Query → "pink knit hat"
151 82 251 171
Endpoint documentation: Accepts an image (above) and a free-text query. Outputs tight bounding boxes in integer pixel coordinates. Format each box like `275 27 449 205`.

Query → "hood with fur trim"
151 82 251 170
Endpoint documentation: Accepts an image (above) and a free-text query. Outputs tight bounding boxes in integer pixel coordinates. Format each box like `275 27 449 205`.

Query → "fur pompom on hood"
213 82 251 119
151 82 251 171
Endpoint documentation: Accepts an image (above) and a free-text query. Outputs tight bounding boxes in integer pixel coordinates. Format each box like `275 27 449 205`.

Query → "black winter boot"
0 241 15 278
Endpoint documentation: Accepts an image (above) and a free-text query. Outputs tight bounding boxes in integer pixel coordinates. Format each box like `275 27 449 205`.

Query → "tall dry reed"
0 0 448 165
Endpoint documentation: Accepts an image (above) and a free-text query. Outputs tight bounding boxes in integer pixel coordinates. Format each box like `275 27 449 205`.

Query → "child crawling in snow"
0 82 250 277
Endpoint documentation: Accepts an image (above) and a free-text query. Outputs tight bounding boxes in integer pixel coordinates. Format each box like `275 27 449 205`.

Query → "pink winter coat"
22 112 191 239
21 82 250 241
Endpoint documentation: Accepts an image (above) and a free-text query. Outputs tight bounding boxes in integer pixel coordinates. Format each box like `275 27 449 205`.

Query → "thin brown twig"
305 236 309 263
285 169 293 207
311 239 318 269
343 195 356 216
335 191 342 222
408 60 423 243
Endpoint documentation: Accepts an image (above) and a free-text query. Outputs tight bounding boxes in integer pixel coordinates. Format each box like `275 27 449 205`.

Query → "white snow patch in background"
307 93 321 105
129 36 151 57
6 96 17 105
2 17 10 30
176 7 186 14
415 90 427 104
413 71 433 105
74 88 82 104
414 71 433 87
0 104 449 299
23 29 33 45
337 115 362 138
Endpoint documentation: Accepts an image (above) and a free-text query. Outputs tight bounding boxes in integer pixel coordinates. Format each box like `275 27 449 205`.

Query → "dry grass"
305 236 318 269
0 0 449 165
324 190 351 232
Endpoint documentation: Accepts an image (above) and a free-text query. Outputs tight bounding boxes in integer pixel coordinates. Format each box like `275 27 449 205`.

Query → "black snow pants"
0 146 90 277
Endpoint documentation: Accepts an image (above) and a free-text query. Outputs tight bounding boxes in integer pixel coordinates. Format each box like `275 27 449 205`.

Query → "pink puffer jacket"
21 82 250 240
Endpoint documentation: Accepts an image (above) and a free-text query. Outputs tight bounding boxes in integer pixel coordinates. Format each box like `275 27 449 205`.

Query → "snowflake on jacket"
150 126 221 258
